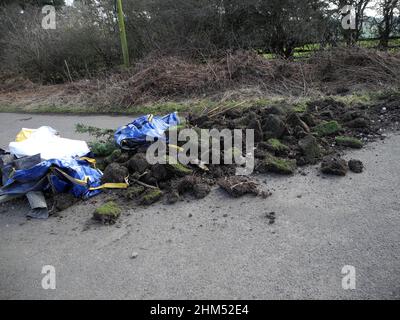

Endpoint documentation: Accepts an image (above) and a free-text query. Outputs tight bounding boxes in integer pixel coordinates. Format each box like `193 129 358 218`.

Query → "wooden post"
116 0 130 67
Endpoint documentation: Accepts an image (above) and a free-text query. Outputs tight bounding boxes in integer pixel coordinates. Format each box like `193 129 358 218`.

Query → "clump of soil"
175 176 211 199
127 153 149 174
139 188 163 205
348 159 364 173
258 154 297 175
52 193 79 212
321 156 348 176
298 134 321 165
335 136 363 149
314 120 342 137
93 201 122 224
102 163 129 184
265 138 290 155
124 185 146 200
218 176 270 198
165 191 180 204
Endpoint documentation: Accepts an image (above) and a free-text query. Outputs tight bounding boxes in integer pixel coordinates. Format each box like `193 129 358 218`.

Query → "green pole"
116 0 130 67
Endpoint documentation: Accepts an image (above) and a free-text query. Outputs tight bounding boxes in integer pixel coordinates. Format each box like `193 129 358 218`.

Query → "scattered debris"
265 212 276 225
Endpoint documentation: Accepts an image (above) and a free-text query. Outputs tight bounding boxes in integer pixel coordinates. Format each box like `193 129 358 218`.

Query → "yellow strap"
52 167 129 190
79 157 97 168
8 167 16 180
148 114 154 123
52 168 89 186
89 182 129 191
79 157 96 165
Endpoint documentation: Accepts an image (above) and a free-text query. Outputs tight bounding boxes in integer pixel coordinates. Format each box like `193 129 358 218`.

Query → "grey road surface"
0 113 399 300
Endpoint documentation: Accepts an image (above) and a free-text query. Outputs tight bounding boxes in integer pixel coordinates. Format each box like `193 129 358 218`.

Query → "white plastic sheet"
9 126 90 160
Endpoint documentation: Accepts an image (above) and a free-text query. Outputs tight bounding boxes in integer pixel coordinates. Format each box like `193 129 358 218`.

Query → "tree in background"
332 0 372 45
117 0 330 58
375 0 399 48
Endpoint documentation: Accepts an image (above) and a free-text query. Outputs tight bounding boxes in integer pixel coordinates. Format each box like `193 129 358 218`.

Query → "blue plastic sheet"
0 158 103 199
115 112 180 150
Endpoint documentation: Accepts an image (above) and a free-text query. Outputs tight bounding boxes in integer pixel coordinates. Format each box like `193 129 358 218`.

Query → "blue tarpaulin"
0 158 104 199
115 112 180 150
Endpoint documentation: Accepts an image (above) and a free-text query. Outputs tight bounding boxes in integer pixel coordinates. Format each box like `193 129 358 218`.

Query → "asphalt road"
0 112 399 300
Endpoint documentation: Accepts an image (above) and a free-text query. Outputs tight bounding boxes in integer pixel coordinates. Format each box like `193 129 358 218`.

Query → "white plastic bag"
9 126 90 160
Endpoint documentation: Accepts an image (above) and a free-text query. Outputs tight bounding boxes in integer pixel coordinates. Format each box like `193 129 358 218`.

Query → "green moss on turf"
266 138 290 153
93 202 122 224
314 121 342 136
262 154 297 175
139 189 163 205
335 136 363 149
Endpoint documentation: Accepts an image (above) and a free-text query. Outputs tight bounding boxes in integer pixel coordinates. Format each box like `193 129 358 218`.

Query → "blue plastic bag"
0 158 104 199
115 112 180 150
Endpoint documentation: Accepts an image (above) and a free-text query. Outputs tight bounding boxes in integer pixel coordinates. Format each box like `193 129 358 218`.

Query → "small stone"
130 252 139 259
